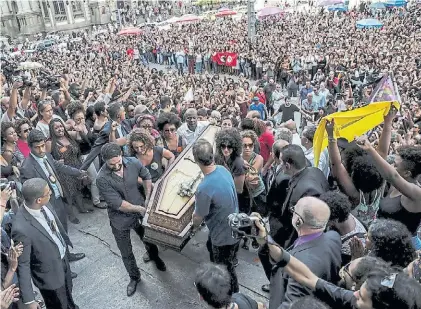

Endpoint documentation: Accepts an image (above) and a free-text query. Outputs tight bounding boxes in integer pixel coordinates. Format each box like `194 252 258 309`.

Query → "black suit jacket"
277 167 329 248
20 153 81 199
11 204 72 303
269 231 342 309
80 120 131 170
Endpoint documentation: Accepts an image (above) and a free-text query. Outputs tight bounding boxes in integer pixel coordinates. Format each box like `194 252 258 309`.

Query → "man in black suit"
253 197 342 309
80 102 131 171
12 178 78 309
20 129 86 268
276 144 329 249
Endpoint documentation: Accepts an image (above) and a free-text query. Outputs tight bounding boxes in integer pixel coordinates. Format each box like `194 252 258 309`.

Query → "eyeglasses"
339 262 356 282
221 144 232 150
289 205 305 224
164 128 176 133
243 143 253 149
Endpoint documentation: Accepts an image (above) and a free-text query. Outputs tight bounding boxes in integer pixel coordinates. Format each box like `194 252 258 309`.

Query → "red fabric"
258 129 275 164
256 92 266 104
127 48 134 56
17 139 30 158
211 52 238 67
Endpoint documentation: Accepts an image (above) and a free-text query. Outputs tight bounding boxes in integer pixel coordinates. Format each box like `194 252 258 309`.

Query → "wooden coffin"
142 124 220 251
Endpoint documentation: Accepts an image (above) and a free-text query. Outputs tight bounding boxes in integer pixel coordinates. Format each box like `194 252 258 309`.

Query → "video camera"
228 213 262 240
0 178 16 191
37 70 61 91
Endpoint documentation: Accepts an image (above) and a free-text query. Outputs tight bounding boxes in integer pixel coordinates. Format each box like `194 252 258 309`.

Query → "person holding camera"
192 139 240 294
251 205 421 309
257 196 342 309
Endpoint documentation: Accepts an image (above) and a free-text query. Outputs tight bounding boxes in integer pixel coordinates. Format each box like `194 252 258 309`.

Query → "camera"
228 213 260 240
38 70 61 90
0 178 16 191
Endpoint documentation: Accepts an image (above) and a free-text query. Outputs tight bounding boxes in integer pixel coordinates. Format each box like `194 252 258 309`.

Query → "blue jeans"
195 62 202 73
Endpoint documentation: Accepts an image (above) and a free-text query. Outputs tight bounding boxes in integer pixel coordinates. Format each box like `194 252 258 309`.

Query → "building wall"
0 0 112 39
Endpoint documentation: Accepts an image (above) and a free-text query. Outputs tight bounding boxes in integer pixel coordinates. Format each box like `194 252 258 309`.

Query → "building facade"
0 0 112 39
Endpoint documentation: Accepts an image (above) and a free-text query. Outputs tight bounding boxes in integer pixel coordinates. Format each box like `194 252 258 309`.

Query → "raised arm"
377 107 396 159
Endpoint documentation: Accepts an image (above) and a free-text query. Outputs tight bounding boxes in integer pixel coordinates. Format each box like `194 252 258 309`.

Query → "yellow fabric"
313 101 400 167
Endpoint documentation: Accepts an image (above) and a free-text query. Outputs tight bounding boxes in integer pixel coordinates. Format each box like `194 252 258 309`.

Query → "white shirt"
177 121 209 145
304 147 330 178
24 205 66 259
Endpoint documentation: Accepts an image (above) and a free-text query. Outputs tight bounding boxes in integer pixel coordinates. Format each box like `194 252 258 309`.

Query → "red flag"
212 52 238 67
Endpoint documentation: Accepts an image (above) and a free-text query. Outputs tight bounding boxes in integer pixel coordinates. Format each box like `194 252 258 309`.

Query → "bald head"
284 120 297 132
295 197 330 230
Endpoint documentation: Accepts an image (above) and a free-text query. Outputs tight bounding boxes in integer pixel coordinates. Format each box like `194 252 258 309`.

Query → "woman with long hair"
35 100 56 139
14 118 32 159
215 128 246 198
47 118 93 224
128 129 175 184
156 112 186 158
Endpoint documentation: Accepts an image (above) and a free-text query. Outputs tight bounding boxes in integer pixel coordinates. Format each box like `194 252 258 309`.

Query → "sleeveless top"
162 135 183 158
377 195 421 236
145 146 165 183
351 189 381 228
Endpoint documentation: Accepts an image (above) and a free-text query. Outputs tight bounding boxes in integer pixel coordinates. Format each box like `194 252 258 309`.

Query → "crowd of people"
1 2 421 309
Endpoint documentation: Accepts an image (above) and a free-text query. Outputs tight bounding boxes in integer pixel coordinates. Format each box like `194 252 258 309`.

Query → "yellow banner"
313 101 400 167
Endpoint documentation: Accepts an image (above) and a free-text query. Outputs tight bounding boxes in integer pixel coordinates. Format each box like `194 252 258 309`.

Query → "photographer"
194 263 266 309
256 196 341 309
251 208 421 309
1 81 31 123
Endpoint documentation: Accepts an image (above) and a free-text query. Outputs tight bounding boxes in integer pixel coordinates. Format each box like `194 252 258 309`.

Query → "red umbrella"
215 9 237 17
117 27 142 36
176 14 203 23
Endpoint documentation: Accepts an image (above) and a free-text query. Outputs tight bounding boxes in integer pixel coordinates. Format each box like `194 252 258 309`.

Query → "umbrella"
215 9 237 17
384 0 407 6
257 7 283 18
161 16 180 24
18 62 43 70
117 27 142 36
327 4 348 11
356 18 383 29
370 2 387 9
318 0 344 6
176 14 203 23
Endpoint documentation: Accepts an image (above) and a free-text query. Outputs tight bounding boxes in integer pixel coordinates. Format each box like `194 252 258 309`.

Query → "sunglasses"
23 128 32 133
221 144 232 150
339 262 356 282
243 143 253 149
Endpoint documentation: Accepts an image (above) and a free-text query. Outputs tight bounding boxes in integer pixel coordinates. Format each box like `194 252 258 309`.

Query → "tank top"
145 146 165 183
377 195 421 236
162 135 183 158
351 189 381 228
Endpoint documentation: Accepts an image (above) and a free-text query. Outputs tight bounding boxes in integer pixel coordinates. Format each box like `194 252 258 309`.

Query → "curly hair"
67 101 85 120
128 128 154 156
1 121 15 143
396 145 421 178
14 118 32 136
241 130 258 145
156 112 182 131
240 118 265 136
351 155 383 193
319 191 352 223
368 219 416 268
215 128 242 163
135 114 156 128
342 145 366 173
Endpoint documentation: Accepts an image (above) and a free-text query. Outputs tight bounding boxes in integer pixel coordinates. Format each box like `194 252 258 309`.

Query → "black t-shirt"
231 293 259 309
278 104 300 123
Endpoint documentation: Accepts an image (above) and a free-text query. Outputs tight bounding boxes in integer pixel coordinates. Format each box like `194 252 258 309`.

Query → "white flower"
150 162 159 170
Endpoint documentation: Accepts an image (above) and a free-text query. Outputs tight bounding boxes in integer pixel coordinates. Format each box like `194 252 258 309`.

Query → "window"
53 0 66 15
42 1 50 20
72 0 84 18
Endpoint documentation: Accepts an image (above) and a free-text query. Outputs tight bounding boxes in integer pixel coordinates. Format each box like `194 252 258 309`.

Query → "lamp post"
247 0 256 42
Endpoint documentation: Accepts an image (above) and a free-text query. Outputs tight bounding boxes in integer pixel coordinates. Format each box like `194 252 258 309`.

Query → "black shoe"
71 272 78 279
142 252 151 263
69 252 85 262
261 284 270 293
69 215 80 224
153 256 167 271
94 201 107 209
127 278 141 297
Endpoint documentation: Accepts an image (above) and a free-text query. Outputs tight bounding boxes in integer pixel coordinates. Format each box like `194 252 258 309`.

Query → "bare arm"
377 109 396 159
119 200 146 214
234 174 246 194
162 148 175 167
